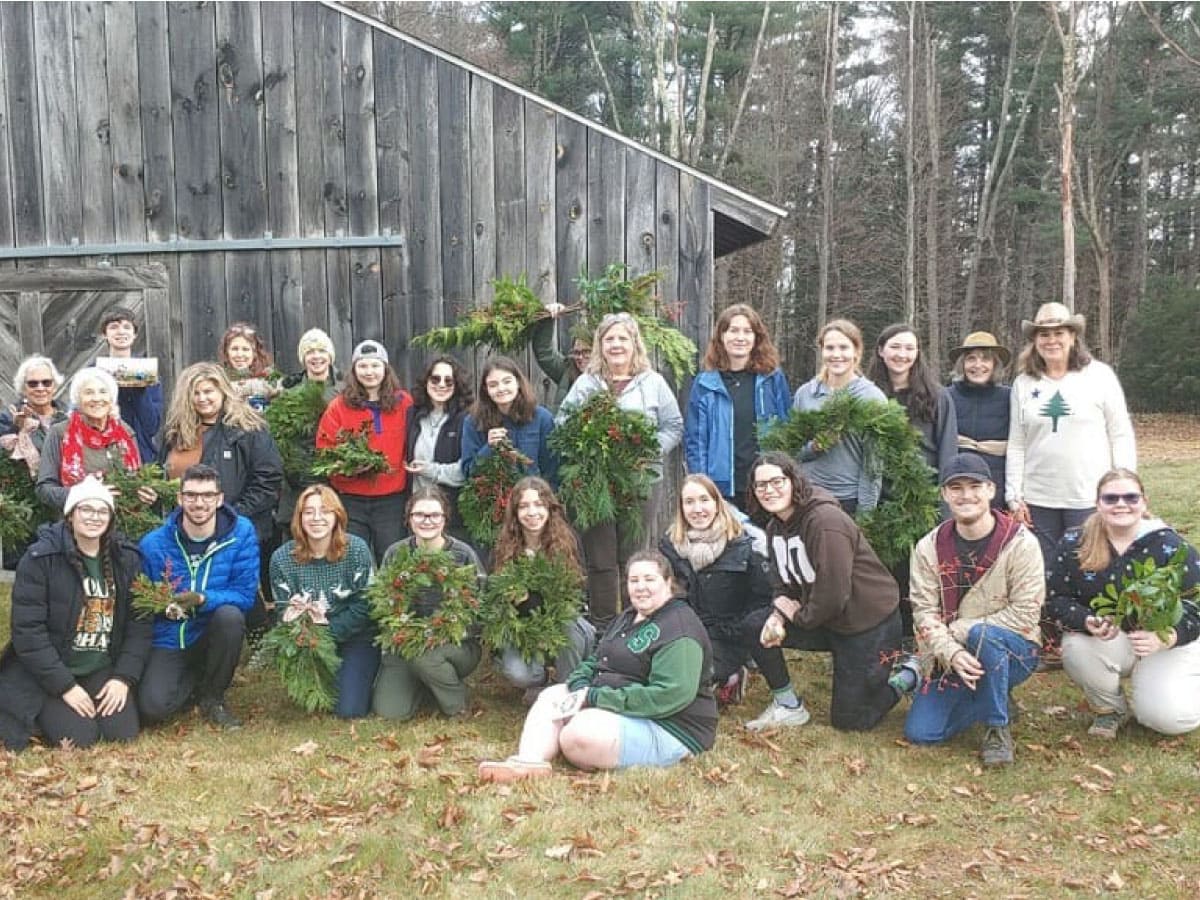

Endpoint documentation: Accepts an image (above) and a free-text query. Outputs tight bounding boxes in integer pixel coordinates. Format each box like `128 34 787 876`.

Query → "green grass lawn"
2 457 1199 898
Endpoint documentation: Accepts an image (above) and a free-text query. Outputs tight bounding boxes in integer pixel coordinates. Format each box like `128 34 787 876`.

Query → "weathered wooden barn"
0 0 783 407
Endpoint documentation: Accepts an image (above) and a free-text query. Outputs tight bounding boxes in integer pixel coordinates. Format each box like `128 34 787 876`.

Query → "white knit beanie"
64 475 115 516
297 328 336 366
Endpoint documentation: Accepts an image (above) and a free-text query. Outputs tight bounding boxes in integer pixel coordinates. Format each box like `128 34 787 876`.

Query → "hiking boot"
715 666 749 707
745 700 810 732
199 698 243 730
1087 711 1126 740
888 654 922 696
478 757 553 783
981 725 1014 766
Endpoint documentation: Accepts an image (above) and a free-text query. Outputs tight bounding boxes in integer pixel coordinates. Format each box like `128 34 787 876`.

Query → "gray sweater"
792 376 886 511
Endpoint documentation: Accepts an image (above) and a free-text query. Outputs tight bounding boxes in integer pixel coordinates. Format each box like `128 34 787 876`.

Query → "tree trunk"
1049 1 1080 309
924 15 942 372
903 2 917 323
817 2 838 329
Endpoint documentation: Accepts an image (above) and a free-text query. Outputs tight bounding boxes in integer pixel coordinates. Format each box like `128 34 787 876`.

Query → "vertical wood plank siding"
105 2 148 248
405 47 443 348
136 2 177 245
3 3 47 252
72 3 117 248
437 59 473 336
33 3 83 250
317 4 351 357
343 17 383 345
0 10 16 272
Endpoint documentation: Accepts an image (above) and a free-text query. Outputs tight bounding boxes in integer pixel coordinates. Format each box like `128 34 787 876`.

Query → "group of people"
1 300 1197 781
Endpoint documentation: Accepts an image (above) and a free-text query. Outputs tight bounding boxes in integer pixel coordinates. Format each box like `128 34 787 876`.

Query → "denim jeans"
335 634 381 719
904 623 1039 743
498 617 596 689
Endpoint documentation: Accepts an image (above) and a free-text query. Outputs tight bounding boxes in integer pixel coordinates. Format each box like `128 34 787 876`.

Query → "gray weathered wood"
0 16 16 267
678 173 712 343
554 115 587 317
438 59 472 323
587 134 625 274
143 283 173 393
525 101 556 303
406 47 443 340
468 77 496 309
136 2 177 243
292 2 325 240
0 265 168 291
178 252 227 363
168 2 222 242
343 16 383 342
17 292 44 353
72 3 116 247
316 5 351 354
105 2 147 246
492 87 525 280
655 161 680 309
1 4 44 250
625 149 657 278
34 3 83 247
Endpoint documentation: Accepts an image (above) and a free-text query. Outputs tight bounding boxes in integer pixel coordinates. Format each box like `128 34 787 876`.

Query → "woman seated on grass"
0 478 151 751
269 485 378 719
490 477 595 703
1046 468 1200 739
659 474 772 706
477 551 717 781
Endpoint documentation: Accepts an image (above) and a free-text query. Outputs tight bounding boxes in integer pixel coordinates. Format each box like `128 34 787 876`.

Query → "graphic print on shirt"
627 622 661 653
74 575 115 652
771 535 816 588
1039 389 1071 433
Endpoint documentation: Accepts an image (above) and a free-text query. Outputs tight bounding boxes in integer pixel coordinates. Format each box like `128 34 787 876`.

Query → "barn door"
0 264 172 408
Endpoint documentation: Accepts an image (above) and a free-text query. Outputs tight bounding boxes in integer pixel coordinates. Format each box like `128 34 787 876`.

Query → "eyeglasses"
74 505 112 520
753 476 789 495
179 491 222 504
410 512 445 523
427 375 455 387
1098 492 1142 507
25 379 54 388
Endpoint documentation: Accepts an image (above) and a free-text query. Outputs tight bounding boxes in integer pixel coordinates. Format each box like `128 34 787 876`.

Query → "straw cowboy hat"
1021 302 1087 340
950 331 1011 366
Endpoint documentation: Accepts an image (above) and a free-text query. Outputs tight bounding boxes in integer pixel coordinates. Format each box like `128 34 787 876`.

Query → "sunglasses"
25 379 54 388
1098 492 1142 507
427 375 455 387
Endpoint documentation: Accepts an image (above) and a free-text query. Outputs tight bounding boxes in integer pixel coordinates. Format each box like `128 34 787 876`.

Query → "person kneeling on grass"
740 452 903 732
896 454 1044 766
478 551 717 781
1046 468 1200 740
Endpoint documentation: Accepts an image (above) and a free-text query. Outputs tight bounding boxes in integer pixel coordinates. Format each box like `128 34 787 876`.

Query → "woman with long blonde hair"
1046 468 1200 739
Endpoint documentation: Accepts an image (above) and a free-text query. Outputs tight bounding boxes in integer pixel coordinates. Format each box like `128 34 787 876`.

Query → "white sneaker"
745 700 810 732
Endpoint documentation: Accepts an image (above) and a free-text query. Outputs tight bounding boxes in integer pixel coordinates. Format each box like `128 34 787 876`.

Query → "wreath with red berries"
366 544 482 659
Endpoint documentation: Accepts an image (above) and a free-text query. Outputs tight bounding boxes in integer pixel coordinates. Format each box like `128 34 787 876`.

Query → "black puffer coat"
659 532 773 642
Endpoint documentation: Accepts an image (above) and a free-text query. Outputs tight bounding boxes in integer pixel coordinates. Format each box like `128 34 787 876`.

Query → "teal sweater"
268 534 376 643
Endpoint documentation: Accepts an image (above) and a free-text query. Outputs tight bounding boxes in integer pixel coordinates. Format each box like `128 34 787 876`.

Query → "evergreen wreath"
0 453 43 545
261 595 342 713
411 275 566 352
311 422 390 479
106 463 180 541
480 553 586 661
549 390 660 540
265 380 329 482
367 545 482 659
1090 545 1195 642
457 438 531 547
758 391 940 567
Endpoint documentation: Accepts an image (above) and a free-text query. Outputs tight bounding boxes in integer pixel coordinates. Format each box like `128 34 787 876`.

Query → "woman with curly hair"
219 322 282 412
405 356 473 537
461 357 557 483
685 304 790 505
491 477 595 702
315 340 413 562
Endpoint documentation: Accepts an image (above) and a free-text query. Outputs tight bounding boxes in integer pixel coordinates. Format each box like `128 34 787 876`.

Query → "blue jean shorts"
616 716 691 768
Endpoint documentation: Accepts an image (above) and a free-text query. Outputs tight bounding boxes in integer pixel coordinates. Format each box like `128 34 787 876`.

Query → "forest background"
355 0 1200 411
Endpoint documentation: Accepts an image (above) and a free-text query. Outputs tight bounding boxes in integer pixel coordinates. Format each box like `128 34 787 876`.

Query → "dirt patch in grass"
1133 413 1200 462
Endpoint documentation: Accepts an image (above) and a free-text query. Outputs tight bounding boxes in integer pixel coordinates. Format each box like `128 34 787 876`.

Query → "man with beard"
896 454 1045 766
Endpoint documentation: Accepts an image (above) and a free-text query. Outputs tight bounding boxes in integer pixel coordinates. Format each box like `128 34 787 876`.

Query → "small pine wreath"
458 438 531 547
312 422 390 479
758 391 940 567
480 552 586 661
549 390 660 540
367 545 482 659
261 596 342 713
106 463 180 541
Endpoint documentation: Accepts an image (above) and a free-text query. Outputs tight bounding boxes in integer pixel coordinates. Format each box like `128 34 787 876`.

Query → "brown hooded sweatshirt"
765 482 898 635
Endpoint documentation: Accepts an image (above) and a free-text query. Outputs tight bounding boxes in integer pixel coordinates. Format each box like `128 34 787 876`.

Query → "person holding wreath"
461 357 558 483
1046 469 1200 739
95 306 162 463
557 313 684 626
530 301 591 411
488 476 595 703
478 550 717 781
946 331 1011 509
660 474 772 706
371 487 486 721
685 304 790 505
792 319 888 516
269 485 378 719
0 477 151 751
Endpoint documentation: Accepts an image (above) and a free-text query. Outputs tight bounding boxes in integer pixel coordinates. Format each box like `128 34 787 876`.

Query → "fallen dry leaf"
290 740 319 756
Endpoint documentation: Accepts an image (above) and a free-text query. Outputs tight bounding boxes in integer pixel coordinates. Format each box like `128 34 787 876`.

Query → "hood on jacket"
25 519 140 569
786 479 843 524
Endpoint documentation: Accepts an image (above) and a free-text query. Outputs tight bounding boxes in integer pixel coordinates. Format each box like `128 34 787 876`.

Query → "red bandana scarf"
59 411 142 487
933 510 1022 621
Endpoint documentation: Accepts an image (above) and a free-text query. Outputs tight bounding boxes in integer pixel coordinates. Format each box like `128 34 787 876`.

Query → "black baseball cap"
940 454 992 487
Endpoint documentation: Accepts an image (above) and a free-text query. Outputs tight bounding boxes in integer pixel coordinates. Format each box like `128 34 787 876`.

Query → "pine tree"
1040 390 1072 432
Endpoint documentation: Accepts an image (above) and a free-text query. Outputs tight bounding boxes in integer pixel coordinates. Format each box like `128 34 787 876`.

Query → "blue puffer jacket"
139 505 260 649
684 369 791 498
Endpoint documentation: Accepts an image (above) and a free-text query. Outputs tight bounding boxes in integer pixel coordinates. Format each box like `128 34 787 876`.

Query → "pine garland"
411 275 561 352
1090 545 1195 642
0 453 43 545
264 380 329 482
311 422 390 479
366 545 482 659
261 597 342 713
549 390 661 539
758 392 940 567
457 438 531 547
106 463 180 541
480 553 586 662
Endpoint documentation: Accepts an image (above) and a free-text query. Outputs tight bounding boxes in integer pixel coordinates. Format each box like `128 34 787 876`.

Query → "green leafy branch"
1090 545 1194 642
